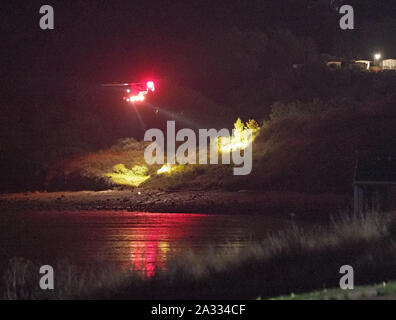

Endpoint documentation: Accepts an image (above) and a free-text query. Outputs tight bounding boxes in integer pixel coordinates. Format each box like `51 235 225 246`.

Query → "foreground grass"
2 211 396 300
271 281 395 300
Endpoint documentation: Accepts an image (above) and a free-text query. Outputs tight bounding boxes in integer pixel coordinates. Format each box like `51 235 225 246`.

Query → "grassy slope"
271 281 396 300
44 96 396 196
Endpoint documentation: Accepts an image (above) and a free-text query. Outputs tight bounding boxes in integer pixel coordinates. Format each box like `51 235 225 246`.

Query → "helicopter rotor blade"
101 83 131 87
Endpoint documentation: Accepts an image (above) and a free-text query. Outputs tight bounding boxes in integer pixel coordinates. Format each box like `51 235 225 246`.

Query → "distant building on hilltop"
321 56 396 72
354 159 396 214
321 54 344 70
381 59 396 70
354 60 371 71
326 61 342 69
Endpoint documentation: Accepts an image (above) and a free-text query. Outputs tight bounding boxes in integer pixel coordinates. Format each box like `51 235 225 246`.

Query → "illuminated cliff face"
217 118 260 153
104 118 260 187
106 164 150 187
156 164 184 175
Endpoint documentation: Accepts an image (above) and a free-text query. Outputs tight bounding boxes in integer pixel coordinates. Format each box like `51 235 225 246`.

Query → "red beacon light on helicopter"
146 81 155 91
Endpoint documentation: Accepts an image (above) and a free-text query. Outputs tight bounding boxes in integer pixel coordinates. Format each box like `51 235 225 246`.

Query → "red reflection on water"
126 213 207 277
131 241 167 277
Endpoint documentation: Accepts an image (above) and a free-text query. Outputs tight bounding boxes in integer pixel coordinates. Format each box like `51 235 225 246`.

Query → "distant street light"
374 53 382 68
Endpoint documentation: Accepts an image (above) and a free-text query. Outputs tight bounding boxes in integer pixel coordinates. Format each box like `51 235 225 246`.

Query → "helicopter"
102 80 156 103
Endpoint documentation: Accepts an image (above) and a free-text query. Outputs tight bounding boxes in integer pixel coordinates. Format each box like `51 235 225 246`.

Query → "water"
0 210 292 277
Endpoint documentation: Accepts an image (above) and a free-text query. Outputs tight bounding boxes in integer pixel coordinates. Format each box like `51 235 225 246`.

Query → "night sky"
2 0 396 87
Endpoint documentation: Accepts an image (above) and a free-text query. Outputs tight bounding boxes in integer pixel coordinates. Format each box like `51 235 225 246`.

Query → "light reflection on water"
0 211 290 277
